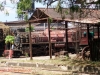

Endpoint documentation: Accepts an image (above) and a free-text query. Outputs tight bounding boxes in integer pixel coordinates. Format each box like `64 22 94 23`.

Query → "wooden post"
65 21 68 54
87 24 92 60
97 26 99 39
87 24 89 45
47 19 52 59
29 22 33 60
97 25 99 60
46 4 52 59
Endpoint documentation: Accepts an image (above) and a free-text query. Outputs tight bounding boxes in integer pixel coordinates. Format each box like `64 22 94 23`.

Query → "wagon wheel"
81 46 90 60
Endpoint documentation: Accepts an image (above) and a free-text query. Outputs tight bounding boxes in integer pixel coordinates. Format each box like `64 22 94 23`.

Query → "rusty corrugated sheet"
35 8 100 24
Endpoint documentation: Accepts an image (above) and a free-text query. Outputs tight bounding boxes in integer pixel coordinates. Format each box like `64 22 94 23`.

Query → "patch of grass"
1 56 100 67
2 57 70 65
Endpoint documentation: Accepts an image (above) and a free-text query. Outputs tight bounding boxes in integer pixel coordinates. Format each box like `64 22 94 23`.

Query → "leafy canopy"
0 0 18 15
5 35 14 44
0 0 99 20
17 0 42 20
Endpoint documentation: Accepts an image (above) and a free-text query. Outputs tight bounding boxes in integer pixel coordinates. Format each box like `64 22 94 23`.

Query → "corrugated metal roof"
64 18 100 24
30 8 100 24
4 8 100 24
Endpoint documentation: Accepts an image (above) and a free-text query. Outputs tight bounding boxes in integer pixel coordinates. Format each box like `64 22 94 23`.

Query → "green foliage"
48 17 53 24
55 0 63 14
5 35 14 44
25 52 29 57
0 0 17 16
17 0 42 20
17 9 23 16
55 0 66 19
24 13 28 21
17 0 32 10
70 5 80 13
17 0 32 20
25 26 34 32
0 3 4 11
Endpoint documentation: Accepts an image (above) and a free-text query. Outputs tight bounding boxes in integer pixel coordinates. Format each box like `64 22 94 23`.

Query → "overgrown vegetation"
1 56 100 67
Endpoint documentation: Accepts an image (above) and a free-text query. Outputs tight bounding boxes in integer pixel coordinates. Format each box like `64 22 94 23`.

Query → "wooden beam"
47 18 52 59
87 24 89 46
29 22 33 60
29 18 48 23
65 21 68 52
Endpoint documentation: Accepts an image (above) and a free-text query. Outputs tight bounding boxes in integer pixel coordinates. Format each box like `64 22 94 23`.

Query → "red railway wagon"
3 29 77 58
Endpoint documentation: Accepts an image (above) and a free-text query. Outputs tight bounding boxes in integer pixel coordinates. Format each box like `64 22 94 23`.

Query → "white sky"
0 0 46 22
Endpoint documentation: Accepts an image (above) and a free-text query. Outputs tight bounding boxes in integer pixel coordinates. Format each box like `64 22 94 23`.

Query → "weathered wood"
65 21 68 52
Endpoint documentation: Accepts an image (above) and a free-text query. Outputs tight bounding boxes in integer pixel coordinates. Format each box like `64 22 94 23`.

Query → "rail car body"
3 29 76 57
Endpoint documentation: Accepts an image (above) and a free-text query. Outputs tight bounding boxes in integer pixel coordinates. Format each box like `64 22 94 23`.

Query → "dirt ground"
0 54 77 75
12 53 77 60
0 54 96 75
0 72 29 75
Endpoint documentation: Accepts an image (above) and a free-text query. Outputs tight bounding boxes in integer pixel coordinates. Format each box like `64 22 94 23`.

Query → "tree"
44 0 100 19
0 0 18 16
1 0 99 20
1 0 100 17
5 35 14 50
17 0 42 20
